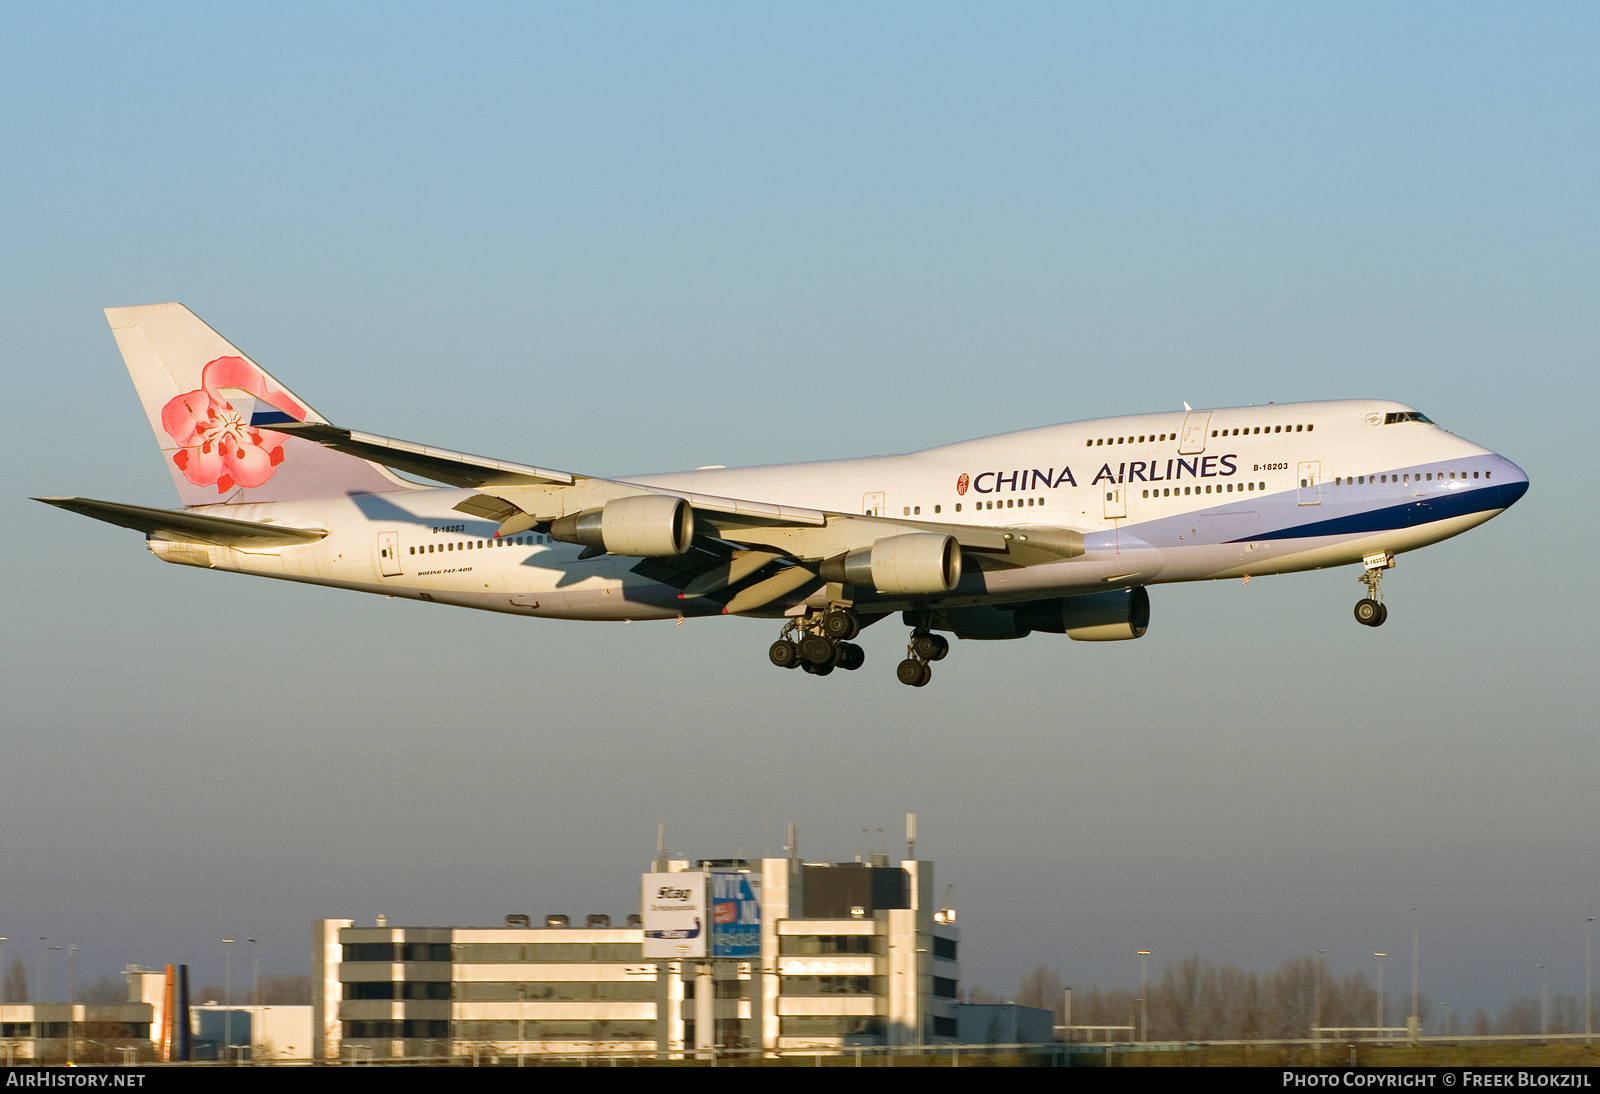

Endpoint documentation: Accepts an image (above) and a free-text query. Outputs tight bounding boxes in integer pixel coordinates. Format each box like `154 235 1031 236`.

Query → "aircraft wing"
265 420 575 488
33 496 328 547
274 419 1085 610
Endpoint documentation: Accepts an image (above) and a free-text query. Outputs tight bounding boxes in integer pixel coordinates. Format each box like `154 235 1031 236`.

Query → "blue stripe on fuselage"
1237 479 1528 542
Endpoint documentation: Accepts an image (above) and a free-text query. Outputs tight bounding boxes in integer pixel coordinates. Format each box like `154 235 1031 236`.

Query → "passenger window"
955 504 961 512
934 505 941 513
913 506 921 515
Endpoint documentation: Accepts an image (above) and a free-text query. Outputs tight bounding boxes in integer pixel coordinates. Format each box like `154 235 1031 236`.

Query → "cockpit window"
1384 411 1434 425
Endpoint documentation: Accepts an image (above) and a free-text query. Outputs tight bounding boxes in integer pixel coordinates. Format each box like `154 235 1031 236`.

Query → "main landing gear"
769 607 865 678
895 612 949 687
1354 552 1394 628
768 607 952 685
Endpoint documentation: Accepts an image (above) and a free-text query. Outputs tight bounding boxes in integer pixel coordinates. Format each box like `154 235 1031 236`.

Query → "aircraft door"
1103 484 1127 520
1297 461 1322 506
1178 411 1212 455
862 492 885 516
377 531 402 576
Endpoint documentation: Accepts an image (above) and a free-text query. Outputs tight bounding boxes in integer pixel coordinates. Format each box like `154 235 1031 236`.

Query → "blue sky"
2 3 1597 1014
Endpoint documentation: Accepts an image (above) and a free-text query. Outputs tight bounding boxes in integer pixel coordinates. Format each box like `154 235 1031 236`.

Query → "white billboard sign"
642 872 707 958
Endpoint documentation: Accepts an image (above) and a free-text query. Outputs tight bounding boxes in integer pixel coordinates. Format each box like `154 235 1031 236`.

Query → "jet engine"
820 533 962 595
931 605 1032 640
1014 587 1150 641
548 494 694 556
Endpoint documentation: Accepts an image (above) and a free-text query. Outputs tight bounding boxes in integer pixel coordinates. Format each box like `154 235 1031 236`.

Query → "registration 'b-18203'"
37 304 1529 687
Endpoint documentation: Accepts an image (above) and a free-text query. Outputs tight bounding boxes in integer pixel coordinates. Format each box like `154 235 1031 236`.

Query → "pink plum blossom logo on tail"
160 356 308 495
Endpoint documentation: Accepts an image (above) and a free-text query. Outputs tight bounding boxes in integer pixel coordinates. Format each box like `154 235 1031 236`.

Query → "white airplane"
38 303 1528 687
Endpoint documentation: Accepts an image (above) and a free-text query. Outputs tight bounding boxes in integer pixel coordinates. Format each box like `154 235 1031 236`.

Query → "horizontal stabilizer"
34 496 328 547
269 421 575 489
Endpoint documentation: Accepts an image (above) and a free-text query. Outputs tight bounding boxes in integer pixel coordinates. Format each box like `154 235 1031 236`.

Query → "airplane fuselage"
158 398 1527 624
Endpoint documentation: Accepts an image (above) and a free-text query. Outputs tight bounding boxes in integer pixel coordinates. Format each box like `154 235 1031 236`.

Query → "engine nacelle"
1014 587 1150 641
923 605 1032 641
821 532 962 595
549 495 693 556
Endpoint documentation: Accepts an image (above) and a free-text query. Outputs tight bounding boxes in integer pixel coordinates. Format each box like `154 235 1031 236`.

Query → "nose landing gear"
1354 552 1393 627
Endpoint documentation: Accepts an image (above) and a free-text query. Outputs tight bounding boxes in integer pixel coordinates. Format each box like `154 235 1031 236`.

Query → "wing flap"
34 496 328 547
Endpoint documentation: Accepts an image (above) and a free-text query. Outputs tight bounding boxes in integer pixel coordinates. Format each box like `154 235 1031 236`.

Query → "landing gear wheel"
800 634 834 664
822 609 859 641
1354 598 1382 627
769 640 800 668
1374 602 1388 627
809 661 835 677
897 658 931 686
836 642 866 671
910 633 948 660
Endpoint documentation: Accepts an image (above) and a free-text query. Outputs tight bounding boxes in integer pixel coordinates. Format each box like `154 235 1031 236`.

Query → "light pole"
223 938 235 1063
1538 964 1548 1040
1375 953 1387 1036
248 938 259 1060
248 939 259 1007
517 985 526 1067
1587 918 1594 1046
1137 951 1150 1041
67 945 76 1066
0 938 7 1003
1314 950 1325 1065
1410 908 1419 1042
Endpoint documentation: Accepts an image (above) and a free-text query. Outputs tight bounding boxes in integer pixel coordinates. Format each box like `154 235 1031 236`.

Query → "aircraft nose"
1490 455 1529 510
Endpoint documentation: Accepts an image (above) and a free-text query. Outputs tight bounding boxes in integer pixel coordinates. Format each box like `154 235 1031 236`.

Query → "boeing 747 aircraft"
37 304 1528 687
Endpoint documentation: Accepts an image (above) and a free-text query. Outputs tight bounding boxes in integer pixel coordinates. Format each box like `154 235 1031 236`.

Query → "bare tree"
260 974 311 1004
1268 955 1320 1039
1496 997 1540 1035
80 973 127 1004
3 957 26 1003
1017 965 1063 1018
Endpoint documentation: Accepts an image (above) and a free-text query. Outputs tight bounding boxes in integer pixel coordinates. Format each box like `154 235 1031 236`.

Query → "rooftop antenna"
653 823 668 872
906 813 917 860
785 822 798 862
763 776 772 859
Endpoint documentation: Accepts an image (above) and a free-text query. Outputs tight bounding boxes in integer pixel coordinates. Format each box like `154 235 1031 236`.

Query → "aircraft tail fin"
105 303 411 506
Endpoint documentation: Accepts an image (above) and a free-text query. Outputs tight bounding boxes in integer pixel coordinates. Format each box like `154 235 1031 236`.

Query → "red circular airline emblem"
956 473 969 496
